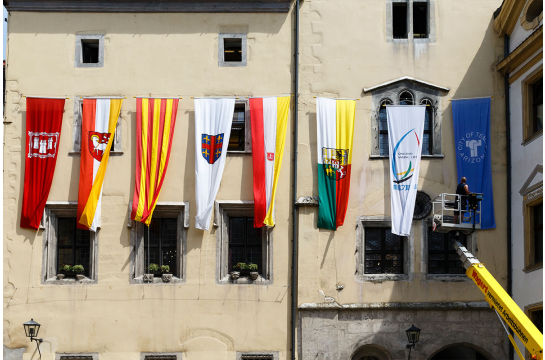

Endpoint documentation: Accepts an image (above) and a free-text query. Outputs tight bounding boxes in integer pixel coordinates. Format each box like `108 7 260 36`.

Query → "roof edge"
363 76 450 93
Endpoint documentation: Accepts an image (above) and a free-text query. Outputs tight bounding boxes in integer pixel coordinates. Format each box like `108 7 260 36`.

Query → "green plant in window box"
57 264 85 280
230 263 259 280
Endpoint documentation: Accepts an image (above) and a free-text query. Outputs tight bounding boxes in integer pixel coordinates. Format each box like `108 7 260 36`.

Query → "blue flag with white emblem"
452 98 495 229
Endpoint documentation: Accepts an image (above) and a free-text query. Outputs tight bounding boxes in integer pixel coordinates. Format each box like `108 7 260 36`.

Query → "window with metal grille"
530 308 543 333
392 3 408 39
228 217 263 273
229 103 246 151
533 202 543 264
413 2 428 38
378 99 393 156
57 217 91 276
421 99 433 155
240 355 274 360
144 218 178 274
364 228 403 274
145 356 177 360
428 229 466 274
60 356 93 360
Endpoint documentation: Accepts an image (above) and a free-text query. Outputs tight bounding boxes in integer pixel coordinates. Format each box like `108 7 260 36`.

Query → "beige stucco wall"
296 0 507 305
4 10 294 360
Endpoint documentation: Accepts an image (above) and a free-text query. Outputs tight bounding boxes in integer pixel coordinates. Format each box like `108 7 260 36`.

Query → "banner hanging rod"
22 95 70 99
449 96 494 101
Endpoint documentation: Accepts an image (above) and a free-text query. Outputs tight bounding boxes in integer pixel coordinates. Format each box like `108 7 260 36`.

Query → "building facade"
3 0 515 360
495 0 543 359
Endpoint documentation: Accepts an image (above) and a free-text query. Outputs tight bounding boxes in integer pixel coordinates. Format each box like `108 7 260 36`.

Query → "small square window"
392 3 408 39
141 353 182 360
81 39 99 63
42 203 98 284
224 38 242 62
427 229 466 275
215 201 272 284
237 352 278 360
75 34 103 68
57 353 98 360
364 227 404 274
413 2 429 38
218 33 247 67
530 307 543 333
129 203 187 284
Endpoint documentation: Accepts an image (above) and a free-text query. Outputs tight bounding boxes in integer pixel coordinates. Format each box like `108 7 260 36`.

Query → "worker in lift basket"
454 177 470 224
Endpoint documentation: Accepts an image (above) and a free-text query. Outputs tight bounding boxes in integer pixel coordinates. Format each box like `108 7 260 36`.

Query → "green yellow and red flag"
316 97 356 230
131 98 179 225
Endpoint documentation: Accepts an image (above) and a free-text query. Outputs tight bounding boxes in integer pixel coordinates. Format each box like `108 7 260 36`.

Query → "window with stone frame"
236 352 278 360
356 217 410 281
523 68 543 143
215 201 273 284
41 203 98 284
71 97 123 155
427 229 466 275
75 34 104 68
56 353 98 360
228 100 252 153
525 302 543 359
368 79 446 158
141 353 182 360
129 203 188 284
386 0 435 43
218 33 247 67
525 199 543 270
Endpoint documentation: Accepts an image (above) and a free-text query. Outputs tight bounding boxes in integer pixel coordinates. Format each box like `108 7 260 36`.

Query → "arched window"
526 0 543 23
379 98 393 156
398 89 414 105
421 98 434 155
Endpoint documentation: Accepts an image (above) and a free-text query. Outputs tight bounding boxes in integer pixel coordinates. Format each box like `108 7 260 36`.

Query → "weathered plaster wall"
299 305 509 360
3 10 293 360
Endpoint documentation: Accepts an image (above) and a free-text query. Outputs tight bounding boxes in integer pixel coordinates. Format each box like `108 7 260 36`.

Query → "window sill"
523 263 543 273
369 154 444 160
69 150 124 156
227 150 252 156
426 274 470 282
131 275 184 284
218 274 271 285
44 276 95 285
522 130 543 146
356 274 408 283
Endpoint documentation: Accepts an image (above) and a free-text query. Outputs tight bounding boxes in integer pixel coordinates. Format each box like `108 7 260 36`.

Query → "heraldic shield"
322 147 349 181
202 133 224 164
88 131 111 162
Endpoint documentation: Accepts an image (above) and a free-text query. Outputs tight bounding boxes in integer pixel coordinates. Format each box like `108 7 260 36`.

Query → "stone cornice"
494 0 526 37
497 26 543 74
3 0 292 13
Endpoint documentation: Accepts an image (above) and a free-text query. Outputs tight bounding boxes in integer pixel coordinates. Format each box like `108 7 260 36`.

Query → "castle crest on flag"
322 147 349 180
88 131 111 162
202 133 224 164
27 132 59 159
267 152 275 161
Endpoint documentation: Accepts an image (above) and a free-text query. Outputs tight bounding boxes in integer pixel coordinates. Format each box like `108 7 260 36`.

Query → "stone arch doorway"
351 344 391 360
430 344 491 360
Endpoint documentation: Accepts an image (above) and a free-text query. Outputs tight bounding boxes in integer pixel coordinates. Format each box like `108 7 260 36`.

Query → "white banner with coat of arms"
387 105 426 236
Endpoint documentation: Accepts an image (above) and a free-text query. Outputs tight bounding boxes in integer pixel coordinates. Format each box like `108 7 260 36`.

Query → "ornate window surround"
520 165 543 273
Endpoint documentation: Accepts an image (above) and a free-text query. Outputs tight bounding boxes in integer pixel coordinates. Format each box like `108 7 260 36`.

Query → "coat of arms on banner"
392 129 419 185
202 133 224 164
88 131 111 162
267 152 275 161
322 147 349 180
28 132 60 159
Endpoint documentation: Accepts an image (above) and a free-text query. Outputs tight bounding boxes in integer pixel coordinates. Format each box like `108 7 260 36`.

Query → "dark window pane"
424 108 431 131
229 217 245 244
364 228 403 274
144 247 160 269
379 134 389 156
75 248 90 275
428 228 465 274
224 38 242 62
379 108 388 131
58 249 73 267
393 3 408 39
422 134 430 155
76 228 90 245
534 203 543 264
58 218 74 246
81 39 99 63
413 2 428 38
228 216 263 274
385 232 402 250
365 229 382 250
531 309 543 333
532 78 543 134
161 218 177 246
162 248 177 274
228 105 246 151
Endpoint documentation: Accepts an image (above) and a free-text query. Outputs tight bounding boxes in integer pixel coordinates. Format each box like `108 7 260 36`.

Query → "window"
237 352 277 360
421 98 434 155
378 99 392 156
522 0 543 30
392 3 408 39
71 98 122 154
75 34 104 68
215 201 272 284
523 68 543 143
525 302 543 359
218 33 247 67
129 203 188 284
524 198 543 271
399 89 414 105
413 2 428 38
141 353 182 360
42 203 98 284
427 229 465 274
364 228 404 274
56 354 98 360
228 102 251 152
57 217 91 277
531 202 543 265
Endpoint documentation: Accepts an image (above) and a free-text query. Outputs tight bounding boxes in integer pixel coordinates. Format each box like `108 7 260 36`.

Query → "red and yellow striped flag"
131 98 179 225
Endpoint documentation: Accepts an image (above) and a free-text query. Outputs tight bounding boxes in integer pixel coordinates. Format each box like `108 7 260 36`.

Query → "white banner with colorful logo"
194 98 235 231
387 105 426 236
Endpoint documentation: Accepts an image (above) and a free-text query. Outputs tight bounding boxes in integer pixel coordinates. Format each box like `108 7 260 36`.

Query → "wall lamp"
23 319 43 359
405 324 421 360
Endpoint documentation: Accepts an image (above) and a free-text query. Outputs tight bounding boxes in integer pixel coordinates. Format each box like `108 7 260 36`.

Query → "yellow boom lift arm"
453 239 543 360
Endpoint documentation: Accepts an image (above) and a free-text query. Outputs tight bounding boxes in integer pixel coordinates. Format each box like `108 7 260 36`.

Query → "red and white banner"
20 98 65 229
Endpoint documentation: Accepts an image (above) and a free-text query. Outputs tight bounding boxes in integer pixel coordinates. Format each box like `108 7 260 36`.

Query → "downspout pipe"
291 0 300 359
504 33 513 360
